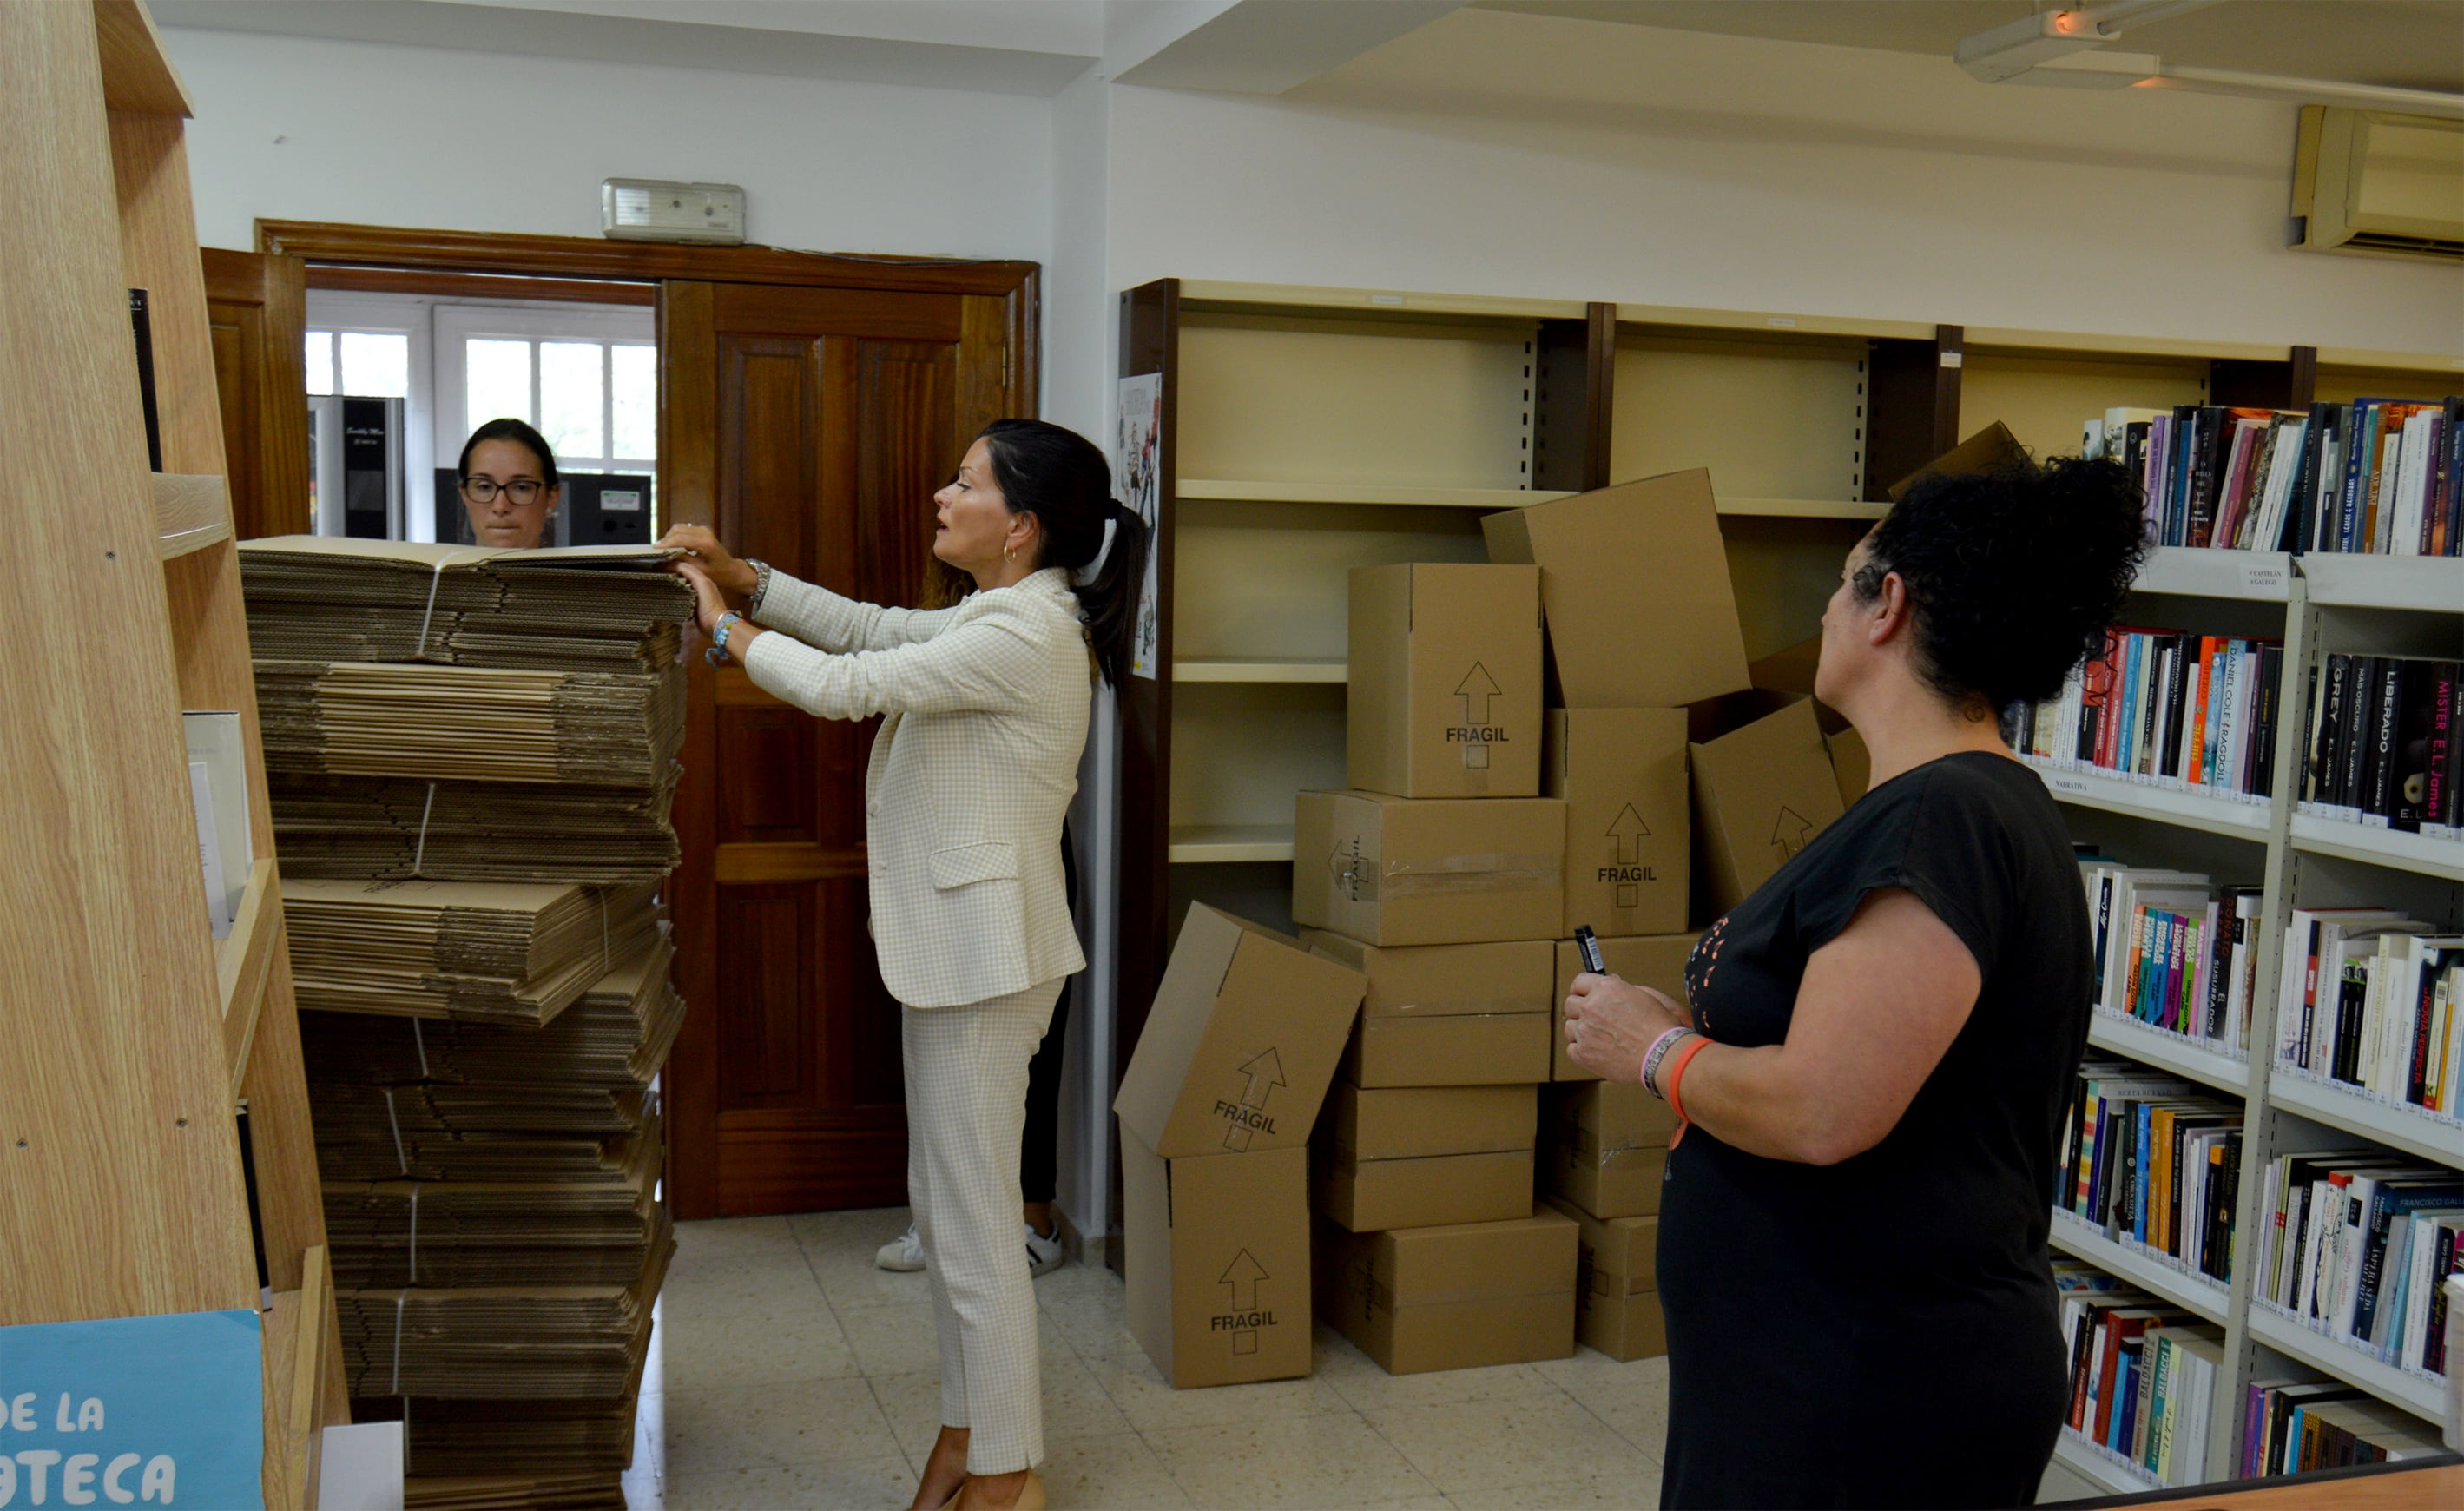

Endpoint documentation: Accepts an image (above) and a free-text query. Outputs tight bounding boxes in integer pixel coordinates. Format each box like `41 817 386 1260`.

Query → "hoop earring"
1004 544 1015 564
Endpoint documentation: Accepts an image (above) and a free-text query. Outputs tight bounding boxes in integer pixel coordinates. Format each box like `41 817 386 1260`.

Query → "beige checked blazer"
741 566 1090 1009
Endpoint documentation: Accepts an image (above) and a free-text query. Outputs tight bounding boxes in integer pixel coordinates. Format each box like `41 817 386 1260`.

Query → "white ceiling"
151 0 2464 98
1474 1 2464 94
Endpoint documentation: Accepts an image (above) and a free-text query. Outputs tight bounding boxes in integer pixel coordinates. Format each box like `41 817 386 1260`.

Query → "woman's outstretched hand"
674 559 732 635
659 525 758 601
1565 973 1690 1083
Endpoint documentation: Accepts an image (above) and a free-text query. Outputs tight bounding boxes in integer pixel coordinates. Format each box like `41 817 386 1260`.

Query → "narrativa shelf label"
0 1309 263 1508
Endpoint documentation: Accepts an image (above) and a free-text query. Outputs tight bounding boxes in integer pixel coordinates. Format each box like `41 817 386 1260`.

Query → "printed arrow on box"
1220 1049 1285 1151
1454 663 1500 726
1607 803 1651 863
1221 1249 1268 1317
1770 806 1814 861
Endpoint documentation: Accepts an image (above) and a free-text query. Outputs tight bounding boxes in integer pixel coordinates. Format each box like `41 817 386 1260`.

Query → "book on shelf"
2058 1059 2242 1283
2057 1272 2222 1487
2299 654 2463 838
2252 1147 2464 1376
2241 1380 2441 1475
183 711 251 939
2082 861 2263 1054
2023 630 2283 802
2096 395 2464 556
2272 905 2464 1116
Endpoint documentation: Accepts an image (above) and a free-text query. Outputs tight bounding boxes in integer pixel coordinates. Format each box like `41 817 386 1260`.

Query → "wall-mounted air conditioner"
2294 107 2464 262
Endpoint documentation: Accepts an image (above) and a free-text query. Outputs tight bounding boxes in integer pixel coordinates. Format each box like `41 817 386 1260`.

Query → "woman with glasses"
458 417 561 549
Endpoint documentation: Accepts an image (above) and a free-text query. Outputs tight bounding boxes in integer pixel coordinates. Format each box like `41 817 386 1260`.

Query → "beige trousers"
903 977 1063 1475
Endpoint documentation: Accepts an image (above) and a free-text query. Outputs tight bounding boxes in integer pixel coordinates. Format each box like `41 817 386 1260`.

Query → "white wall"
162 26 1053 262
1105 11 2462 355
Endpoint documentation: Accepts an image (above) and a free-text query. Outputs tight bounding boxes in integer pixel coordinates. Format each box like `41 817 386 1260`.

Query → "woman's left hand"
1565 972 1690 1083
675 559 732 636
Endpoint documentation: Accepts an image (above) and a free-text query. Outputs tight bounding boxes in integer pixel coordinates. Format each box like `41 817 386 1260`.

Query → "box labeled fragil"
1347 564 1543 800
1320 1083 1537 1164
1299 934 1555 1019
1827 724 1871 808
1114 903 1364 1158
1546 1197 1664 1361
1545 709 1689 938
1551 933 1700 1082
1340 1013 1552 1088
1313 1147 1534 1232
1292 791 1565 947
1122 1132 1311 1389
1480 470 1749 709
1315 1208 1578 1375
1689 696 1846 919
1538 1081 1672 1220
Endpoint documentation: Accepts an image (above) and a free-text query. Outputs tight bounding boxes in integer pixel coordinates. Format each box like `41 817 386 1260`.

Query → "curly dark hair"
1852 455 2148 713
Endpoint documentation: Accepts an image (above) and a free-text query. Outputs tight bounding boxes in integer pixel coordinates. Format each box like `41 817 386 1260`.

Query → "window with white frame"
304 291 656 542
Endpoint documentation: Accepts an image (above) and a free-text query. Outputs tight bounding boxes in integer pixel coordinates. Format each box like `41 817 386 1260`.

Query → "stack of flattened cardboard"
1114 905 1365 1389
272 774 679 885
242 540 687 1491
238 537 691 669
254 661 684 788
302 940 682 1087
333 1234 671 1399
285 879 662 1025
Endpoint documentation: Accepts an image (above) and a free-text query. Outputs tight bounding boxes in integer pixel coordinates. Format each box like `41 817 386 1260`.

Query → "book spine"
2252 645 2284 801
2366 658 2404 823
2427 666 2457 829
2408 952 2439 1108
2340 657 2378 817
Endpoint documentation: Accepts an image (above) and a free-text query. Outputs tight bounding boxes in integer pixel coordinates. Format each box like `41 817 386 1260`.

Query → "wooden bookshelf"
1 5 342 1502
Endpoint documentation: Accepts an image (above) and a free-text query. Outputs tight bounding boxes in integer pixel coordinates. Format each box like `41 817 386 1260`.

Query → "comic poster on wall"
1116 373 1163 680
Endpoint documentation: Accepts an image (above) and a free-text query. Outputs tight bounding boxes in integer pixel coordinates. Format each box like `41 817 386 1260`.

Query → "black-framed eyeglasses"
462 477 545 505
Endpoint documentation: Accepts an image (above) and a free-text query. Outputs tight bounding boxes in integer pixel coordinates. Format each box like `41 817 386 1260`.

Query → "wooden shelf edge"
95 0 194 116
219 858 280 1098
155 472 231 559
1176 280 1587 321
1168 826 1296 864
1173 658 1348 684
260 1244 331 1511
1177 478 1571 509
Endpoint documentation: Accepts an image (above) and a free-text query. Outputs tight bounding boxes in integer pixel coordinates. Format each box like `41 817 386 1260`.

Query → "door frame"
256 221 1039 1218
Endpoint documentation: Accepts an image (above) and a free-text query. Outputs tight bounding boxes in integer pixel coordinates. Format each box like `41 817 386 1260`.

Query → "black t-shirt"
1656 751 2092 1510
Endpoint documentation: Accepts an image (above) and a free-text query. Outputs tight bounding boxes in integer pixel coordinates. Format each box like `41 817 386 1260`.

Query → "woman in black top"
1564 456 2147 1509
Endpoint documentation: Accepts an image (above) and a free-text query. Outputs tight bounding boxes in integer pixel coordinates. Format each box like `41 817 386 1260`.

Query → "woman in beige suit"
662 420 1146 1511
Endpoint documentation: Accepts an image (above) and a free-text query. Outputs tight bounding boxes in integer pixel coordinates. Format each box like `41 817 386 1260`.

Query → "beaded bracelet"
1639 1026 1693 1098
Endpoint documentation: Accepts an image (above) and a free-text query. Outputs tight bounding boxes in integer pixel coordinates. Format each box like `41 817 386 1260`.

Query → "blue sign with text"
0 1309 263 1508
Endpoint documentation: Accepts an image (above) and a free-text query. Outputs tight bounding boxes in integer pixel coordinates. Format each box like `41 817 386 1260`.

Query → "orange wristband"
1664 1034 1713 1128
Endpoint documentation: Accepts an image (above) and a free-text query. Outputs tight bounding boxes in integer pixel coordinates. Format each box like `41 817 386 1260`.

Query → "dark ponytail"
974 419 1152 688
1855 453 2149 712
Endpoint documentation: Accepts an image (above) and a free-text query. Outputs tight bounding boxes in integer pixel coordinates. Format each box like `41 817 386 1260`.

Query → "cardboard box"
1347 564 1544 800
1689 697 1845 918
1313 1147 1534 1232
1480 470 1749 709
1321 1082 1537 1163
1292 791 1565 947
1545 1193 1664 1359
1545 708 1689 938
1115 904 1366 1158
1122 1132 1312 1389
1300 935 1555 1019
1315 1208 1578 1374
1550 933 1700 1082
1887 420 2026 502
1827 725 1871 808
1340 1013 1552 1089
1538 1083 1672 1220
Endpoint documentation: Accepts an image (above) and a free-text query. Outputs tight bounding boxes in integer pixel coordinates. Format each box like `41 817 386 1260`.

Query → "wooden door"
662 280 1015 1217
200 247 310 540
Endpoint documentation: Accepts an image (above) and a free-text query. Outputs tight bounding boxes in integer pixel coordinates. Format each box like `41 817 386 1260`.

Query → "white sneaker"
875 1225 925 1272
1026 1222 1066 1278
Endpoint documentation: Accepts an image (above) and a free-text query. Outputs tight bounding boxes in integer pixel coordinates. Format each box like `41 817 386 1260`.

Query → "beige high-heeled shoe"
953 1468 1044 1511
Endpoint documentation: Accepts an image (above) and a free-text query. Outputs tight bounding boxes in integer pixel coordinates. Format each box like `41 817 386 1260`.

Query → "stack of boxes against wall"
238 538 692 1495
1289 469 1863 1376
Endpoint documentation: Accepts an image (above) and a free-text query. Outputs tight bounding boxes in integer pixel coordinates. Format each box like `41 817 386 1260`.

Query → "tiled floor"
621 1208 1669 1510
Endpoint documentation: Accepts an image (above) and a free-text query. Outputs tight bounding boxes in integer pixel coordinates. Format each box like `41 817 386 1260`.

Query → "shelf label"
2237 559 2288 597
2046 773 2092 797
0 1310 264 1509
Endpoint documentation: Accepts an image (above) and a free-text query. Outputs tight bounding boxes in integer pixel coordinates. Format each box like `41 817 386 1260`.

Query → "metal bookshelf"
2023 550 2464 1481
